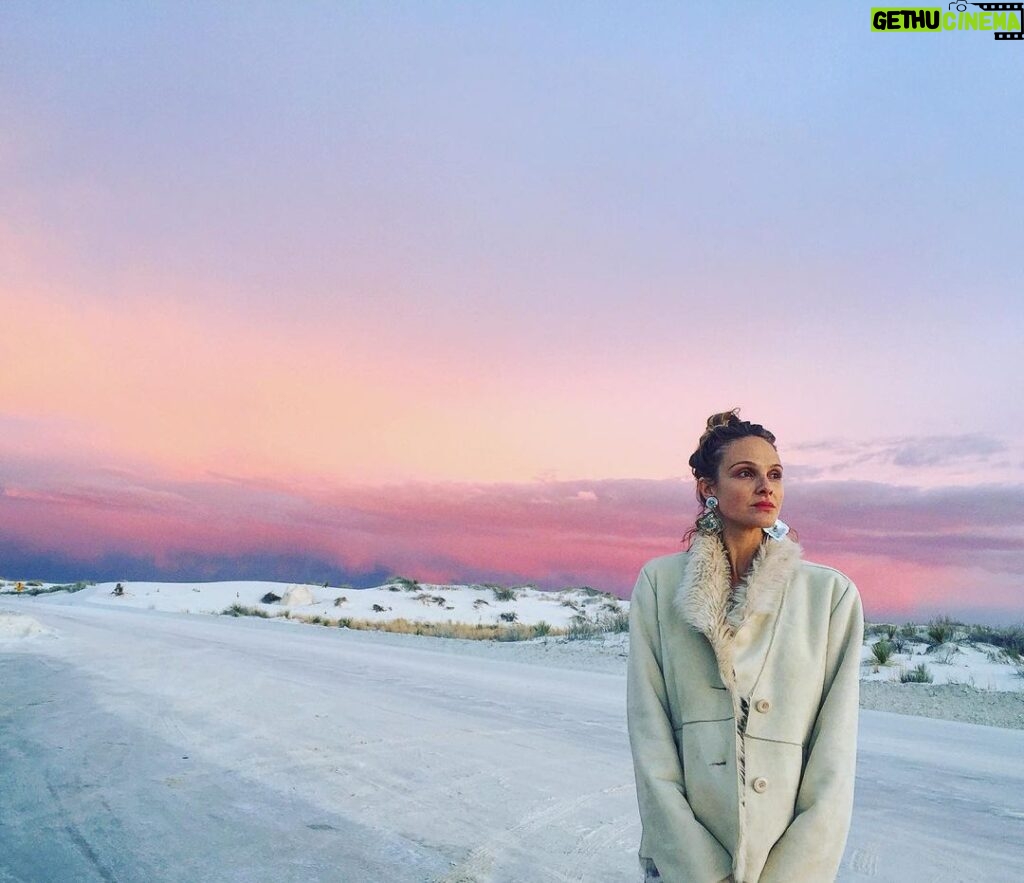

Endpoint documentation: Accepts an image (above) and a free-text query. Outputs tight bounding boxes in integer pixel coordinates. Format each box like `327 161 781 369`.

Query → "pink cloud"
1 454 1021 623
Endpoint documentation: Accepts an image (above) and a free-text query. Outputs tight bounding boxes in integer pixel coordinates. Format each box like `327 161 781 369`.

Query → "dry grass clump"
899 662 934 683
336 615 596 642
222 604 270 618
221 606 567 641
317 616 565 641
564 611 627 640
604 610 629 633
218 589 634 643
1 581 91 597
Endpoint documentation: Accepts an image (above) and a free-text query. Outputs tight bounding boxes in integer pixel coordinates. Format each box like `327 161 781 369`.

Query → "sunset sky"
2 3 1022 623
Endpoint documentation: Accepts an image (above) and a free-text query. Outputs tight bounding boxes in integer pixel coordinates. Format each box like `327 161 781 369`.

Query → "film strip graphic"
964 2 1024 39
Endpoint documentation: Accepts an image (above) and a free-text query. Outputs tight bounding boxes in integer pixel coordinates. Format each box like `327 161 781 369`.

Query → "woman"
627 411 863 883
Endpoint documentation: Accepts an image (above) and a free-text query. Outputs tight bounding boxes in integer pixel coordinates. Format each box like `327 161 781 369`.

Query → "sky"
2 2 1022 624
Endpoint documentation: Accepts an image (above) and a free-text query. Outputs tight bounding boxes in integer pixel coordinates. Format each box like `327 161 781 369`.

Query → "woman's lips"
753 502 776 511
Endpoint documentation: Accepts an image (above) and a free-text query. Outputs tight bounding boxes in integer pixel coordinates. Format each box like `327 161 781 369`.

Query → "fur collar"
674 533 802 692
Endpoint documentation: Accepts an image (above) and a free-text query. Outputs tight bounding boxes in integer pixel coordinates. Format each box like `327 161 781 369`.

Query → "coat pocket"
675 718 738 854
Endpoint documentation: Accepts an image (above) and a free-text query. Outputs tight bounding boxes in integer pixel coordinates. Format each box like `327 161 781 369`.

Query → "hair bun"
705 409 741 433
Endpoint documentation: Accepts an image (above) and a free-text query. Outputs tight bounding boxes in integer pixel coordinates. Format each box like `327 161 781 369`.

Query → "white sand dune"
6 578 627 629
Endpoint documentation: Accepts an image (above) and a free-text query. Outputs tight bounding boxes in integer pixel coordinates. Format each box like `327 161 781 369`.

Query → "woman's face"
698 436 784 533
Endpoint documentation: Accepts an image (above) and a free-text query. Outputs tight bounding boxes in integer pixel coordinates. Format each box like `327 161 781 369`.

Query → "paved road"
1 600 1022 882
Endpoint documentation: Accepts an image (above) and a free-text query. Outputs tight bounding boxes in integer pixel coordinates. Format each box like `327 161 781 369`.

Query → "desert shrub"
473 598 490 608
900 663 933 683
602 610 630 633
26 580 43 587
891 634 908 654
387 576 420 591
566 615 600 641
21 582 89 596
871 640 894 664
372 604 386 613
968 624 1024 659
222 604 270 618
900 623 918 639
492 586 518 602
560 599 580 610
260 592 281 604
533 621 552 637
499 611 518 623
334 596 348 606
926 616 957 646
496 624 529 642
883 624 897 640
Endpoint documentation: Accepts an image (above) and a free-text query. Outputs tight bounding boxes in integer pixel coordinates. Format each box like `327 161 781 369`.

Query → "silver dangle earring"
696 495 724 535
763 518 790 541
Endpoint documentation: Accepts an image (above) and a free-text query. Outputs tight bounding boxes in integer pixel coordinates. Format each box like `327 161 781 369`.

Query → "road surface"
1 599 1022 882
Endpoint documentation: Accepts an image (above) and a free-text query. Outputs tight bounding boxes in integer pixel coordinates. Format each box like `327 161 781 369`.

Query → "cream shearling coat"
627 534 863 883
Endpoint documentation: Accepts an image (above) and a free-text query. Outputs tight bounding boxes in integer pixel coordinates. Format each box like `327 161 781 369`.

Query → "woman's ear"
696 477 715 503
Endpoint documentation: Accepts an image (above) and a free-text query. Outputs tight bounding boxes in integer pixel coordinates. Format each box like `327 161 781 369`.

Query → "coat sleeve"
627 567 735 883
757 579 864 883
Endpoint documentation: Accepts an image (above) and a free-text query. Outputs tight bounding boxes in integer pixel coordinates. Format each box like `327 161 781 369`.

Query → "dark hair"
682 409 781 546
688 409 777 499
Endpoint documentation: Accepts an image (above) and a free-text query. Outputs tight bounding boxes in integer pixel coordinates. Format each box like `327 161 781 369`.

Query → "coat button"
754 698 771 713
752 777 769 793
